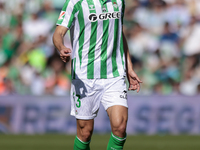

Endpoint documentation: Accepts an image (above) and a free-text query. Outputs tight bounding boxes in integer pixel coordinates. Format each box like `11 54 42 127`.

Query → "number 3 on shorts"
73 93 81 108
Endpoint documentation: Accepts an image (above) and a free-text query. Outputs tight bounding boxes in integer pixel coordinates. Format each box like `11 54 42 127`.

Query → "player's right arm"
53 26 71 63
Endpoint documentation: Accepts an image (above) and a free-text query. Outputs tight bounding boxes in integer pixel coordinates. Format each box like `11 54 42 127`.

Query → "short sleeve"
56 0 77 29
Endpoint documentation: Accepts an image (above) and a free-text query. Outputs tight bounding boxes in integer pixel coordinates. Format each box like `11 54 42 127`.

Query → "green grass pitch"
1 134 200 150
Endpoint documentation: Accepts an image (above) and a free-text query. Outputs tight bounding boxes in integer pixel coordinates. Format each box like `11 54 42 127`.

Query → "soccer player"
53 0 142 149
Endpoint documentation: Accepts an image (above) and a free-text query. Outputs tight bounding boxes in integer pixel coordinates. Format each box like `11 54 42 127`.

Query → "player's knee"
79 125 93 141
112 119 127 136
80 129 92 141
113 123 126 134
77 120 94 141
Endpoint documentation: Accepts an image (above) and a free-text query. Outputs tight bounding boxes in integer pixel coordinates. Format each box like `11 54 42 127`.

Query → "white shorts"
70 76 128 120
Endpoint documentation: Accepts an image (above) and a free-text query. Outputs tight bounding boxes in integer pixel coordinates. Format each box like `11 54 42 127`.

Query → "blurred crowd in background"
0 0 200 96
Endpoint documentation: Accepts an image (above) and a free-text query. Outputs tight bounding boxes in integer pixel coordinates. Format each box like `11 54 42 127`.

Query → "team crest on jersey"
58 11 65 20
113 2 118 9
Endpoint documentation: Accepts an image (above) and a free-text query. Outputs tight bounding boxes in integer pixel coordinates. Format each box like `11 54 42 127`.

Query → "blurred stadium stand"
0 0 200 96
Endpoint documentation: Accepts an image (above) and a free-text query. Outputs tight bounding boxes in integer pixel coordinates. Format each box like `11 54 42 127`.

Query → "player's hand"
60 48 71 63
127 70 142 92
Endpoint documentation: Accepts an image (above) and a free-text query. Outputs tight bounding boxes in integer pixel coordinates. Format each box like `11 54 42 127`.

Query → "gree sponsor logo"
88 13 98 22
88 12 121 22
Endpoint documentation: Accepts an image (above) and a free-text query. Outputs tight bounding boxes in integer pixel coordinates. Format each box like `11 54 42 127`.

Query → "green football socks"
73 136 90 150
107 132 127 150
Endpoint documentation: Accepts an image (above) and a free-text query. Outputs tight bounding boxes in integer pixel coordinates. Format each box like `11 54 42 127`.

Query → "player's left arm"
122 31 142 92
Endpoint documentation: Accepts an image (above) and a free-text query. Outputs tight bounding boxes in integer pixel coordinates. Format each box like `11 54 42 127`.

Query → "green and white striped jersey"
57 0 126 79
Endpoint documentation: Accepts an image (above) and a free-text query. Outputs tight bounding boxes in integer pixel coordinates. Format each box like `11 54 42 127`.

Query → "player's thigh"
107 105 128 128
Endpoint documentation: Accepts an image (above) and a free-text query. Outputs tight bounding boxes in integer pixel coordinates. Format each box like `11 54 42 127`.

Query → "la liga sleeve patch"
58 11 66 20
